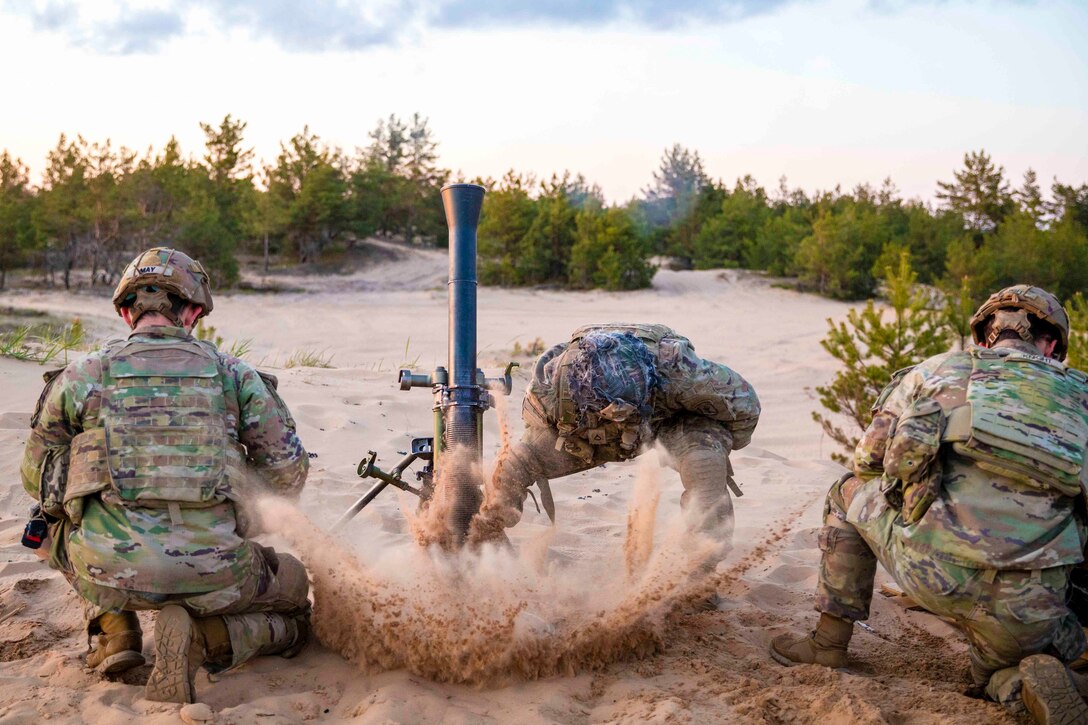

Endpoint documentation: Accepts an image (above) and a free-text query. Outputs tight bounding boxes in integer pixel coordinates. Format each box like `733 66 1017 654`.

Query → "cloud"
3 1 184 53
204 0 411 52
0 0 1034 54
102 9 185 53
23 0 75 32
431 0 796 30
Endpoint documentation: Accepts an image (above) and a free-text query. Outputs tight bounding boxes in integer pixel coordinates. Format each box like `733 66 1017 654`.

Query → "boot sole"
96 650 146 675
145 606 195 704
769 643 801 668
1020 654 1088 725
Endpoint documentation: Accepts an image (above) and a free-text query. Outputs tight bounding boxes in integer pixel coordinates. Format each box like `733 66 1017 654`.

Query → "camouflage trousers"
53 519 310 671
815 474 1085 701
514 413 735 535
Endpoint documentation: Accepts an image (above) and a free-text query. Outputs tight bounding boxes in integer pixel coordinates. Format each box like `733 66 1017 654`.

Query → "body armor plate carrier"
65 338 246 521
945 349 1088 497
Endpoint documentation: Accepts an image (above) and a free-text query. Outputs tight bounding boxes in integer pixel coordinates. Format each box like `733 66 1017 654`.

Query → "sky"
0 0 1085 204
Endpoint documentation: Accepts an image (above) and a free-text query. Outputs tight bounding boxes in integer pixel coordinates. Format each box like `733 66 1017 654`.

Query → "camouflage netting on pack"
566 331 660 428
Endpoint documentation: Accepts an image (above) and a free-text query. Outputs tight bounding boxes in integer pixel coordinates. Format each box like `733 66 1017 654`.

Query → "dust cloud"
624 465 661 579
258 388 720 686
260 464 717 686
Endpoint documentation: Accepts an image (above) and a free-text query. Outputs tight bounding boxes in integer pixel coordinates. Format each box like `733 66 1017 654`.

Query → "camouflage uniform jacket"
851 339 1087 570
20 325 308 595
523 324 760 455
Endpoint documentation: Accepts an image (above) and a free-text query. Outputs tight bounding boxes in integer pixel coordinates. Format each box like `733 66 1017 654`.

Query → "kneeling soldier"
771 285 1088 724
21 248 311 704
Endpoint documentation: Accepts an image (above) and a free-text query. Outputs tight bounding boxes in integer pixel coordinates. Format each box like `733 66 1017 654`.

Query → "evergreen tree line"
471 144 1088 300
649 146 1088 305
1 118 1086 305
0 113 451 289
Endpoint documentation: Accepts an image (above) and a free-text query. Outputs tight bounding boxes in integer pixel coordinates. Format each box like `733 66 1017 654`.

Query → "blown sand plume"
624 460 662 579
260 482 717 686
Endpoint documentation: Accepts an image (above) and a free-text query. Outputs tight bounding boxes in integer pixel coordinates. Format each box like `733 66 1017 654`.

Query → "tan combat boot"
144 606 232 704
1019 654 1088 725
769 613 853 668
86 611 145 674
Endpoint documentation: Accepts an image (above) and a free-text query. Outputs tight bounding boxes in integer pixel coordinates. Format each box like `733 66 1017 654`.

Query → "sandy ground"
0 239 1021 723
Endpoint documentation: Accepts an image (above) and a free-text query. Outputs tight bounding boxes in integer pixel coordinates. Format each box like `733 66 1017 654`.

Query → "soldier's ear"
180 304 203 331
120 307 135 328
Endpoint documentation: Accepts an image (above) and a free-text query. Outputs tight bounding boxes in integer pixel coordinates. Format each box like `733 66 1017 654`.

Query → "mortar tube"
441 183 486 543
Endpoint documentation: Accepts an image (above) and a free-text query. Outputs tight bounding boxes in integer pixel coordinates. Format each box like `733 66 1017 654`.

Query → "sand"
0 238 1019 723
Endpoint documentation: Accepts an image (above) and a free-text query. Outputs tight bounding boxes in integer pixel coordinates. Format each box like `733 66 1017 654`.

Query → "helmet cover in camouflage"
969 284 1070 361
563 331 660 428
112 248 213 325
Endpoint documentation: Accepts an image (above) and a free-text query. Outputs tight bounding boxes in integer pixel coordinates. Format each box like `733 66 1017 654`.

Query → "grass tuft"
195 321 253 360
0 319 86 365
285 349 335 369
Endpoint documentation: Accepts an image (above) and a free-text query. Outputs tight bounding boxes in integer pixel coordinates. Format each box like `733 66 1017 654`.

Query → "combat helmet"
112 247 213 326
561 331 660 429
969 284 1069 361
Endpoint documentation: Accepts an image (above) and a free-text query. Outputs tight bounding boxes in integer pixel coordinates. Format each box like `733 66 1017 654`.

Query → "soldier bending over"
471 323 760 545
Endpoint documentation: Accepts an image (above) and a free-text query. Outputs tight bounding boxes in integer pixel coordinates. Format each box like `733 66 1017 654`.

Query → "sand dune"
0 243 1018 723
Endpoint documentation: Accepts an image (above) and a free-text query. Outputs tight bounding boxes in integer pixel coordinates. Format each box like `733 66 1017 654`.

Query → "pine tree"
1016 168 1045 226
936 149 1013 242
267 127 349 264
641 144 707 232
0 152 35 289
813 251 949 463
1067 293 1088 371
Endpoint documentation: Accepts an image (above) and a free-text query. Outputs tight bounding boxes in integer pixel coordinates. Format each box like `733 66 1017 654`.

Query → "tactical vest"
63 337 246 523
552 323 674 462
944 349 1088 496
884 348 1088 523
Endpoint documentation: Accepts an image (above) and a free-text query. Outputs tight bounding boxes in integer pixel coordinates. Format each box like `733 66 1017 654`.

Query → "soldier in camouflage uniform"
470 323 760 542
770 285 1088 724
21 248 311 705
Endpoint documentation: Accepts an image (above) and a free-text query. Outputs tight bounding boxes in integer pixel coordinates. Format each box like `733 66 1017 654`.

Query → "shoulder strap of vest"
556 342 580 434
108 339 218 360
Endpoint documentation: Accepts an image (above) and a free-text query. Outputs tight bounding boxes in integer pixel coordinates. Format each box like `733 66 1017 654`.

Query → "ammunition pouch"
555 433 595 464
64 426 246 523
